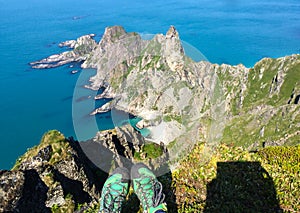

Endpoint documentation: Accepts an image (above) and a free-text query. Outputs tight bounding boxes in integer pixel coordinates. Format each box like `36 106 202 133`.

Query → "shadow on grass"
204 161 282 213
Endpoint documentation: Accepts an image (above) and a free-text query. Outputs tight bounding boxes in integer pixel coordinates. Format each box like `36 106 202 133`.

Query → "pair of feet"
99 163 167 213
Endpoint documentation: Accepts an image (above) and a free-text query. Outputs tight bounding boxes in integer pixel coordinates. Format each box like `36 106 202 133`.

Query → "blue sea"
0 0 299 169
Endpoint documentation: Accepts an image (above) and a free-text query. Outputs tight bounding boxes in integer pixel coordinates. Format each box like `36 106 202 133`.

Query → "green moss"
50 194 75 213
163 115 172 122
143 143 163 158
51 204 59 212
167 139 177 149
40 130 65 145
134 142 163 160
83 203 100 213
163 114 182 124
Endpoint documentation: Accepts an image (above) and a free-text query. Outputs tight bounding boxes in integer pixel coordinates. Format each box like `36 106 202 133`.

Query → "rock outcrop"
0 131 104 212
30 34 97 69
30 25 300 151
0 125 170 212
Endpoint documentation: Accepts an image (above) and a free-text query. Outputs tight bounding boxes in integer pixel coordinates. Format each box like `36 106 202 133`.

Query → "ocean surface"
0 0 299 169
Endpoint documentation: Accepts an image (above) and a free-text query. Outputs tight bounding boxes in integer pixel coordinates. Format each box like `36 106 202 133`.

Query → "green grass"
134 142 163 160
243 58 277 108
277 61 300 103
172 143 300 213
222 104 300 148
143 55 161 70
242 56 300 108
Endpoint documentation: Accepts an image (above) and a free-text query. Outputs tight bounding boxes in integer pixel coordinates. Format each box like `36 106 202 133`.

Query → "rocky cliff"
30 25 299 151
0 125 169 212
0 130 103 212
79 26 299 151
17 25 300 212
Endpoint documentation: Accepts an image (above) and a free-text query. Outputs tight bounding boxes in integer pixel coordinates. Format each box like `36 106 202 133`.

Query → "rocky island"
3 25 297 212
30 34 97 69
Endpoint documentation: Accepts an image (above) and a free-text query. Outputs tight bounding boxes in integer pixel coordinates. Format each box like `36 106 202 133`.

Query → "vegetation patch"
12 130 70 170
134 142 163 160
171 143 300 213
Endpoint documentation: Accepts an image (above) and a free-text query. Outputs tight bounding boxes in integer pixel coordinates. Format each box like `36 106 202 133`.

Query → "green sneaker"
99 167 130 213
131 163 168 213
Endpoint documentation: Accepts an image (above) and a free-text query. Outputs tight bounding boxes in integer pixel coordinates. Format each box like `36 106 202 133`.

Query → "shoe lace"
101 183 126 213
136 176 165 209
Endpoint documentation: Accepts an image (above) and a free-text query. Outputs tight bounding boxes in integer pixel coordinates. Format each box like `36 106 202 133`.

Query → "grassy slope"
220 55 300 148
171 143 300 213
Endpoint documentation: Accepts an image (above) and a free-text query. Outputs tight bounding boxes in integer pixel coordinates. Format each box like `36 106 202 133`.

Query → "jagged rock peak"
101 26 127 44
166 25 179 39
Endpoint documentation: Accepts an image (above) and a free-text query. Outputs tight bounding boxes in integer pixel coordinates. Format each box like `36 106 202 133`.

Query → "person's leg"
131 163 168 213
99 167 130 213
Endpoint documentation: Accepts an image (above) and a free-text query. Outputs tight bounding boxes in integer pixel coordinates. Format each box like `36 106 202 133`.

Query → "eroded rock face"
116 124 145 153
0 170 25 212
90 124 169 175
0 169 51 213
0 131 105 212
93 124 145 167
82 26 226 147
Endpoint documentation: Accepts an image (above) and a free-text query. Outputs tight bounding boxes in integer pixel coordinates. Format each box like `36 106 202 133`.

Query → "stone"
30 34 97 69
90 101 114 115
0 133 103 212
136 119 146 129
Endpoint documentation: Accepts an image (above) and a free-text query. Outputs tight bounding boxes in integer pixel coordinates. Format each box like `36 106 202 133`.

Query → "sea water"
0 0 299 169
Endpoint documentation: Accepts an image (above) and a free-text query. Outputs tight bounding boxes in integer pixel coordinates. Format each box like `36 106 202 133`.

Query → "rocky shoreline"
89 101 114 115
29 34 97 69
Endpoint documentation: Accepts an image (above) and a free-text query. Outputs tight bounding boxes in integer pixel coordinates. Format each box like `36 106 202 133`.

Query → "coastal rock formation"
30 25 300 151
5 25 299 212
87 26 300 149
30 34 97 69
94 86 116 100
77 26 224 150
90 101 114 115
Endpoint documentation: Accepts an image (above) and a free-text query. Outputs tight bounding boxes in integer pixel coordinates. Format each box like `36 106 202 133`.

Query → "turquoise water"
0 0 299 169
